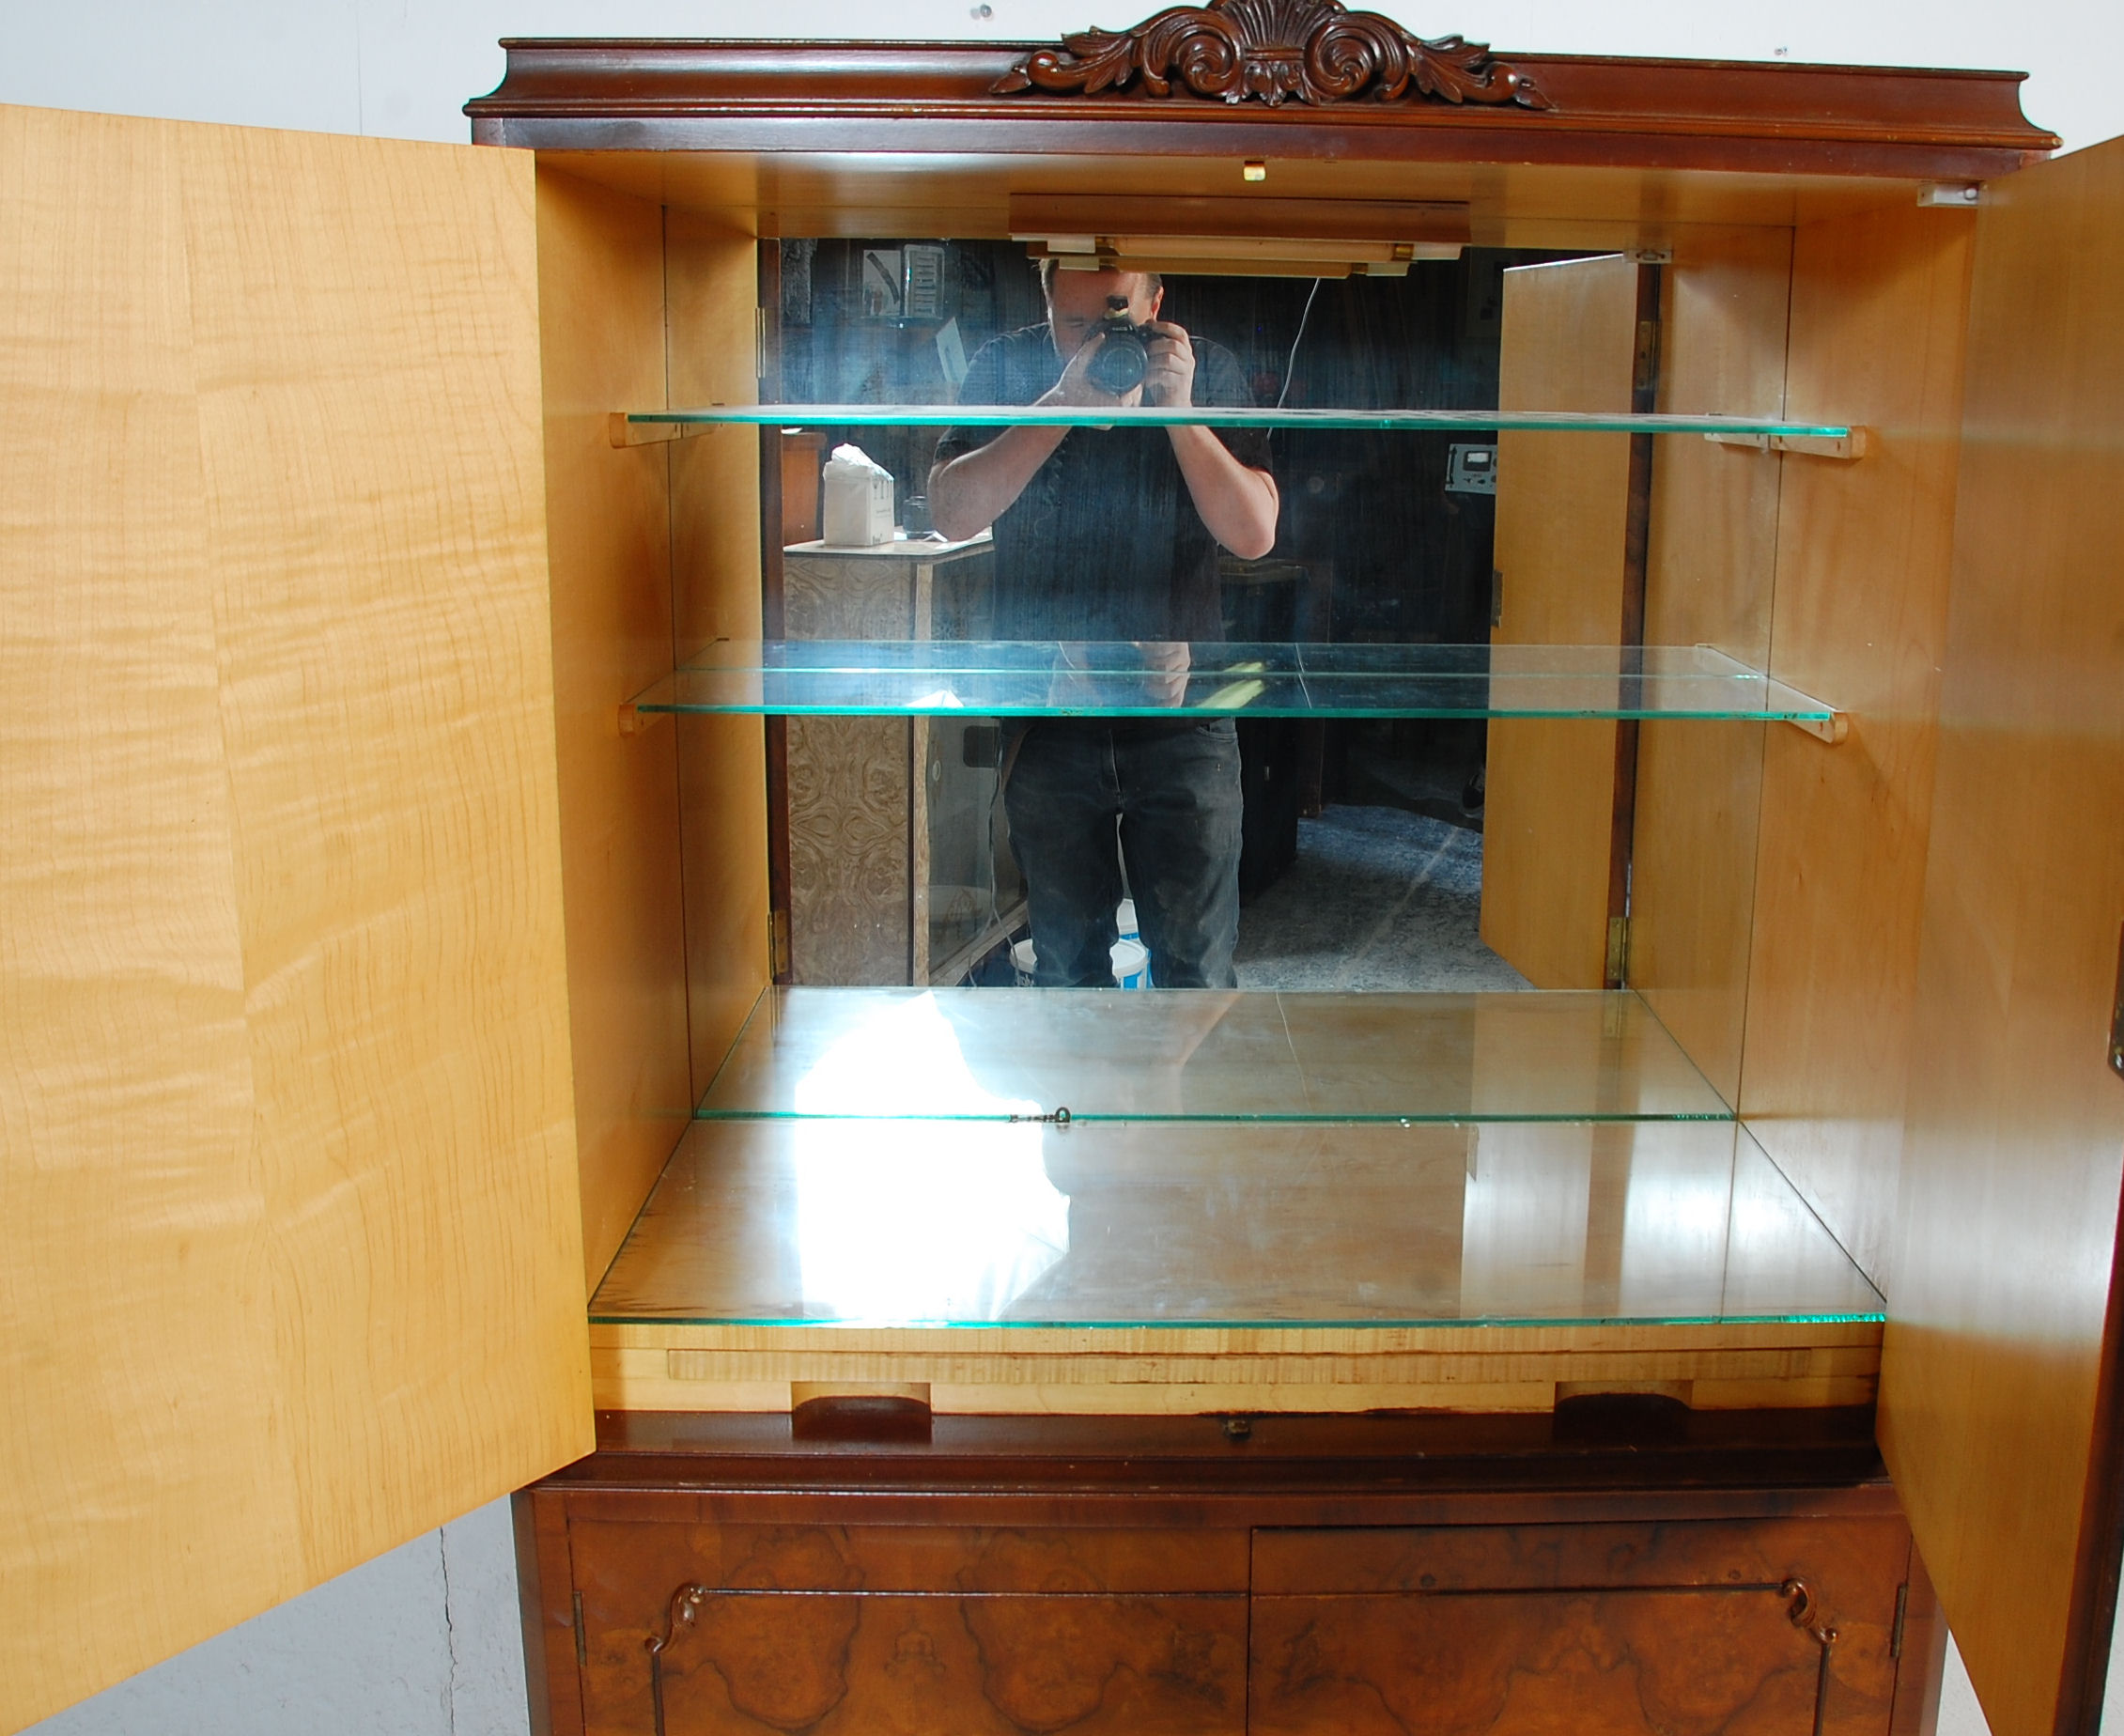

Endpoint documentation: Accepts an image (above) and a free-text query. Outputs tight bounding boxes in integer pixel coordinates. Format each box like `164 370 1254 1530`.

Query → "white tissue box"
822 459 894 547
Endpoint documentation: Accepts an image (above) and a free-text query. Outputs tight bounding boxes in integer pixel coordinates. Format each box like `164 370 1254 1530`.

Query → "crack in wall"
438 1527 458 1736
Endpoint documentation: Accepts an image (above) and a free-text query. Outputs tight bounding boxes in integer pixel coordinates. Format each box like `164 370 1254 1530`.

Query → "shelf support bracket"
1705 427 1872 461
609 412 712 448
1786 711 1851 745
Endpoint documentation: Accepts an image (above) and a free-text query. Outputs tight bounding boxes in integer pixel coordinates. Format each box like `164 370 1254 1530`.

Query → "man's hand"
1041 335 1142 411
1140 321 1196 409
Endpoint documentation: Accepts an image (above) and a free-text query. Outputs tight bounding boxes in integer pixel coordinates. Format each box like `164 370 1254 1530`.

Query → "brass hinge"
1633 318 1661 395
1891 1582 1908 1660
1605 916 1631 988
2109 923 2124 1080
755 306 769 383
771 908 792 980
572 1589 588 1671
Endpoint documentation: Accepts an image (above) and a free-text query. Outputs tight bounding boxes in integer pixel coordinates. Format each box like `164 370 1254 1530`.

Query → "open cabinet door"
1482 254 1637 987
0 105 591 1731
1880 136 2124 1736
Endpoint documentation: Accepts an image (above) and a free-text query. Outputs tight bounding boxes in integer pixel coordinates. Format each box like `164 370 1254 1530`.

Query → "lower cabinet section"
519 1412 1934 1736
629 1590 1245 1735
568 1523 1248 1734
1251 1521 1905 1736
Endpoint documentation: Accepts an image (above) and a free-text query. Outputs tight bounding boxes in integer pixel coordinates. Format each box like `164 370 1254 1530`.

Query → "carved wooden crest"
992 0 1550 108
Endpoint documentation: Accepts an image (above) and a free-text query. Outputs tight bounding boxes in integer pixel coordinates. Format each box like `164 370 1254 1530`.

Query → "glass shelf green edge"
629 642 1842 725
626 403 1853 436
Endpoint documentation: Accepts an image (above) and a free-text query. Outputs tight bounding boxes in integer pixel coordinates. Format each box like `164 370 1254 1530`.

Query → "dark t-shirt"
935 323 1272 643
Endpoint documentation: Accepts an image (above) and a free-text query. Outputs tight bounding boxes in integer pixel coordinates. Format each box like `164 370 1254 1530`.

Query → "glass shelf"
694 988 1731 1125
589 1117 1882 1329
630 642 1840 725
624 404 1853 438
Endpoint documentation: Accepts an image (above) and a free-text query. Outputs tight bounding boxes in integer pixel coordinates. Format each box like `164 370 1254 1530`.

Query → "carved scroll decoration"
992 0 1550 109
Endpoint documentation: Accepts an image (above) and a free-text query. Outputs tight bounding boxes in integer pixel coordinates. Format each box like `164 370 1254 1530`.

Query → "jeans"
1002 720 1243 988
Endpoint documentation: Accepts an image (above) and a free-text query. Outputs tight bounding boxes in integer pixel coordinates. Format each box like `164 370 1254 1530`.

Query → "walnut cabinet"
2 31 2120 1736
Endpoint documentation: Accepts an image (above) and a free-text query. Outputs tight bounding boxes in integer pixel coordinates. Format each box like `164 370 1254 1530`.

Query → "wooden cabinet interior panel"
664 213 771 1102
1632 225 1793 1104
535 166 694 1292
0 105 592 1728
1482 254 1636 989
1880 135 2124 1736
525 147 2026 252
1739 201 1977 1292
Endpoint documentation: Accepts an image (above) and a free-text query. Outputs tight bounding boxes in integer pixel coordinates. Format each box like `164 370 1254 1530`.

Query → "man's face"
1045 269 1163 359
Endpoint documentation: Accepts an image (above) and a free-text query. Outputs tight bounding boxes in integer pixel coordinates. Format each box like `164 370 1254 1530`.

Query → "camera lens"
1086 326 1149 395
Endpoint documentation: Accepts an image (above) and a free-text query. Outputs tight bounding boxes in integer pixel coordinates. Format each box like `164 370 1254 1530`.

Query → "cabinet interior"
530 147 1979 1418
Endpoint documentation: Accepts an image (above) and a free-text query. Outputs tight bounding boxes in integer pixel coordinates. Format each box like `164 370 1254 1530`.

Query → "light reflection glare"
1619 1150 1733 1315
793 994 1067 1322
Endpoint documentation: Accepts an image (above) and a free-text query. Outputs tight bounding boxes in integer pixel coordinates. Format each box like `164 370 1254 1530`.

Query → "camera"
1084 295 1155 395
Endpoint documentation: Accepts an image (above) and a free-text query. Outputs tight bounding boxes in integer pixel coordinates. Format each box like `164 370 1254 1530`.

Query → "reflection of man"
929 265 1279 988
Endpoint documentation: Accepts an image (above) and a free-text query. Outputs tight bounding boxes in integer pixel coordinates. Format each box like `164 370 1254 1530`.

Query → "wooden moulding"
561 1404 1896 1497
586 1319 1883 1417
468 40 2055 179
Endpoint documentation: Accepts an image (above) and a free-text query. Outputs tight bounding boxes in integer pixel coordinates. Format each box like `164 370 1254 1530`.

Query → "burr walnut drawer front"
1249 1519 1912 1736
566 1521 1248 1736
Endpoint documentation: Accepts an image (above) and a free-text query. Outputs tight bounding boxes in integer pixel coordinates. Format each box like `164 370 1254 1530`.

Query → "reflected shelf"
590 1117 1883 1330
628 641 1845 733
694 987 1731 1125
617 404 1855 438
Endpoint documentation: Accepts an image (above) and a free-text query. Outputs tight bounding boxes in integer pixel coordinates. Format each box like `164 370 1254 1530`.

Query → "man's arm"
929 423 1067 542
1167 425 1279 561
929 337 1133 542
1142 323 1279 561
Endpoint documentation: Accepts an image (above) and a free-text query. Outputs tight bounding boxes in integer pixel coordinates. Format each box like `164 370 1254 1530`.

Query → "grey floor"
1237 802 1530 993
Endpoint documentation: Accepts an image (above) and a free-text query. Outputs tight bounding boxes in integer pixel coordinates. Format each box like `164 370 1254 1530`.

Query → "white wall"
5 2 2118 1732
1 0 2120 152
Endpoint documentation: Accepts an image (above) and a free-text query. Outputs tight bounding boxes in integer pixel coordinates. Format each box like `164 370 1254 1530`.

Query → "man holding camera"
929 265 1279 988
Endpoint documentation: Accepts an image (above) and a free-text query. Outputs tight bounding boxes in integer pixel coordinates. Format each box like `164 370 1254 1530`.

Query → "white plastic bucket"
1011 938 1038 987
1109 937 1151 989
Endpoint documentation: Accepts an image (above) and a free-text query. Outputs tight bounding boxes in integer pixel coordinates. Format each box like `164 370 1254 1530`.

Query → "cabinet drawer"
1250 1517 1909 1736
573 1519 1249 1595
1250 1587 1879 1736
1253 1517 1910 1595
593 1589 1246 1735
566 1520 1248 1735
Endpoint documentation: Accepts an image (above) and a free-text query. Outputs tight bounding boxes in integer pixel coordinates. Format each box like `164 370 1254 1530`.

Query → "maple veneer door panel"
1881 137 2124 1736
0 105 590 1731
1482 255 1636 988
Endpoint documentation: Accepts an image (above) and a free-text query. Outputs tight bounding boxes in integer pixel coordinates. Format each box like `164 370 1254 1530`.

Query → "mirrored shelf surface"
631 641 1840 724
590 1118 1882 1329
624 404 1853 438
694 988 1731 1125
